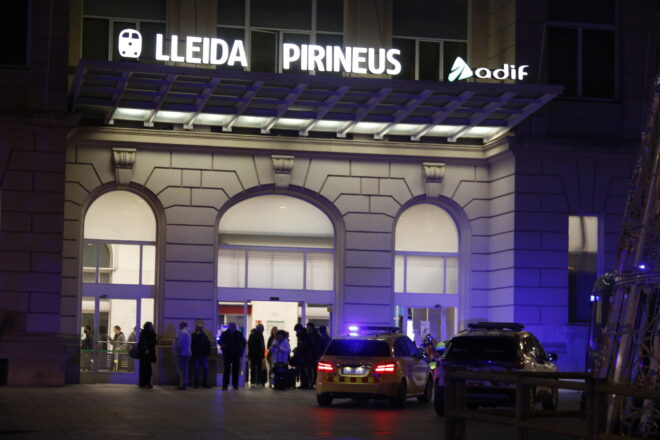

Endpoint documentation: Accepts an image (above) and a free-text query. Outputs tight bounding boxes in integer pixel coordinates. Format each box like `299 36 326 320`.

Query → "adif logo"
447 57 529 82
118 29 142 58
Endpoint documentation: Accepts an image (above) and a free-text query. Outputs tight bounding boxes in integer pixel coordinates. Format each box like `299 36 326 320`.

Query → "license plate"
341 366 369 376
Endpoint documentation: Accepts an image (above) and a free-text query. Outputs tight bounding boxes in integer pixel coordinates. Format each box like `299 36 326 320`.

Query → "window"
547 0 616 99
217 0 343 73
83 191 157 286
217 195 334 291
394 204 459 294
392 0 467 81
0 0 28 66
568 215 599 322
81 0 166 62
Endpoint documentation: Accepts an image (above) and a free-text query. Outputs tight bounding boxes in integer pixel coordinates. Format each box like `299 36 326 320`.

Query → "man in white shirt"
172 321 192 390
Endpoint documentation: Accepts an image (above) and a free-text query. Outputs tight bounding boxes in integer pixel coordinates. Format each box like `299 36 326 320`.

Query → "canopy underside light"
71 60 561 145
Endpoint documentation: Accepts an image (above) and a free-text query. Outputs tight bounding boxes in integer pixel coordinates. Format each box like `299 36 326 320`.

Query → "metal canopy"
70 60 561 144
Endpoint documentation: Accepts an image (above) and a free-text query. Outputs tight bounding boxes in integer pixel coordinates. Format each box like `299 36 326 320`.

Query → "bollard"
515 382 529 440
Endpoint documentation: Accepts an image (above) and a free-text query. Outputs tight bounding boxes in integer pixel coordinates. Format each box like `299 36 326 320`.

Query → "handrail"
442 369 658 440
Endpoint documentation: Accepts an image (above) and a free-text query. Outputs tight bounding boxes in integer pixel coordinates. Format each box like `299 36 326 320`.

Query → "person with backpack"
191 324 212 389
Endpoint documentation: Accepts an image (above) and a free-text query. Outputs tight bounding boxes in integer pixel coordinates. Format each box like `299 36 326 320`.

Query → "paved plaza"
0 385 583 439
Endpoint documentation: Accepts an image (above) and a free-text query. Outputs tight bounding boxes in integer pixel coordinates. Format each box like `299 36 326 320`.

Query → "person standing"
191 324 212 389
109 325 126 372
247 323 266 388
318 325 331 356
304 323 320 388
218 322 246 390
137 322 157 388
172 321 192 390
81 326 93 371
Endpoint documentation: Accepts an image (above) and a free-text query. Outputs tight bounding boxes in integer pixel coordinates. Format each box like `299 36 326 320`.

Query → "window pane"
568 216 598 253
251 30 277 73
218 0 245 26
406 255 444 294
107 244 141 284
141 245 156 285
548 0 614 24
582 30 615 98
85 191 156 242
140 298 155 330
282 33 310 73
317 0 343 32
139 21 166 63
84 0 166 20
394 254 405 293
218 26 245 43
306 252 334 290
443 41 467 81
82 18 109 61
419 41 440 81
98 299 137 373
218 248 246 287
250 0 311 30
396 204 459 252
83 242 98 268
446 257 458 294
392 38 415 80
547 27 578 96
113 21 137 61
247 250 304 289
0 0 28 65
569 253 597 322
393 0 467 39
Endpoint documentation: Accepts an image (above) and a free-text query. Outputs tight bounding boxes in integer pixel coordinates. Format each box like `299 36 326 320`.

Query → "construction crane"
592 74 660 436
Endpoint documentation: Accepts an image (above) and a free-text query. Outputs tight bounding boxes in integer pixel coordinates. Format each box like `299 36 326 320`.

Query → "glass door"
80 297 154 384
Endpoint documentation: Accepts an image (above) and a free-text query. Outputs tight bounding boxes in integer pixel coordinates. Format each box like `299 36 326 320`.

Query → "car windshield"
325 340 391 357
445 336 519 362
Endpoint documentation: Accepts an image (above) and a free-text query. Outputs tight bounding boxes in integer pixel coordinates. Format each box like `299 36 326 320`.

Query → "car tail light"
318 362 334 372
374 363 396 374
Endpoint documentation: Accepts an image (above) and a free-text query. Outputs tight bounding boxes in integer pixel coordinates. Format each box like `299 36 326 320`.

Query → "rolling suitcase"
273 363 289 390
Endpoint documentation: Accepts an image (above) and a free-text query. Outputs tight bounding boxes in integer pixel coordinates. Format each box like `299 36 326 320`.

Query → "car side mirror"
546 352 558 362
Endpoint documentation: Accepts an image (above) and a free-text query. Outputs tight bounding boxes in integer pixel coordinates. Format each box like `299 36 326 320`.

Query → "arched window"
217 195 334 291
83 191 156 285
394 203 459 294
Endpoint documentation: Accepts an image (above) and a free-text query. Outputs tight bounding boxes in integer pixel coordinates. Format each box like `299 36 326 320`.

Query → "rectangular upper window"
217 0 343 74
568 215 599 323
547 2 616 99
0 0 29 66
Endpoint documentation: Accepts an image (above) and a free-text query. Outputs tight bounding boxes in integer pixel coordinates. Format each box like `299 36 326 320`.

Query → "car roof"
453 329 530 339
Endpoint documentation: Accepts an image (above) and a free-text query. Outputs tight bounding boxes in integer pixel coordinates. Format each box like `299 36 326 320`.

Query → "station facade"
0 0 656 385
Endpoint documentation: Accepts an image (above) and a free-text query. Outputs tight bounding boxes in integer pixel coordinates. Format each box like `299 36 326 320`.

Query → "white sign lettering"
155 34 248 67
448 57 529 82
282 44 401 75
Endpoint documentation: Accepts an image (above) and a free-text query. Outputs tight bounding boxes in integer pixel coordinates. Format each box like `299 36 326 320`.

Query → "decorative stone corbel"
112 147 137 185
422 162 446 198
271 154 295 189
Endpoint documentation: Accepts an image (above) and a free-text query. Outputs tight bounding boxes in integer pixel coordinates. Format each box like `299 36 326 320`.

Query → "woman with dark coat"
138 321 158 388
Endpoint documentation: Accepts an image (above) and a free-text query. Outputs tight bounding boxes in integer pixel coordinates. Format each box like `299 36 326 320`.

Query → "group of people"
83 319 331 390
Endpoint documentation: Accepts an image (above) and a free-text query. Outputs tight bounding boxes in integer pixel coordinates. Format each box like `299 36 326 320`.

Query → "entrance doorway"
395 305 458 346
216 300 332 387
80 297 154 383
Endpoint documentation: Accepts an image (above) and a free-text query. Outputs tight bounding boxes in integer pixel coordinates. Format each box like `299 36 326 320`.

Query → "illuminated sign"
448 57 529 82
118 29 400 74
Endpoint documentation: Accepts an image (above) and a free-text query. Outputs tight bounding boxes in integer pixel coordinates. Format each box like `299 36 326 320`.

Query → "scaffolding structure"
598 74 660 436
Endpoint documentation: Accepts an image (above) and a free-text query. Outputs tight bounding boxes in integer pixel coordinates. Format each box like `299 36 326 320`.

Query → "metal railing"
443 369 660 440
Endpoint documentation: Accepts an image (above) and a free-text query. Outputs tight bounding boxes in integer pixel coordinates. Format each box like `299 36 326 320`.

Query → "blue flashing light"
348 325 359 332
638 264 647 270
590 295 601 302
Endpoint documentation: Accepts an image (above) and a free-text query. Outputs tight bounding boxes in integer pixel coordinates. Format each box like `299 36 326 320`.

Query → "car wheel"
417 377 433 403
391 380 407 409
317 393 333 407
434 387 445 416
542 387 558 411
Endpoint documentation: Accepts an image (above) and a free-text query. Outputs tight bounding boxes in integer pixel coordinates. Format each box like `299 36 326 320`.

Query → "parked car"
434 322 559 415
316 326 433 408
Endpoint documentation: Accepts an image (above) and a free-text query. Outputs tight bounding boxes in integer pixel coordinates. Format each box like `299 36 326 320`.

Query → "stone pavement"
0 385 582 439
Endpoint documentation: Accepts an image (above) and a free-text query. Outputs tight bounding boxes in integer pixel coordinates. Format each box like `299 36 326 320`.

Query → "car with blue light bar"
315 326 433 408
434 322 559 415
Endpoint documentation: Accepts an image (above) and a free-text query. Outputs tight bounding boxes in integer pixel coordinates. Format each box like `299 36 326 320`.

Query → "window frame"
217 0 343 73
82 238 156 286
546 20 618 101
81 14 167 62
391 36 468 81
394 250 460 295
217 244 335 291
